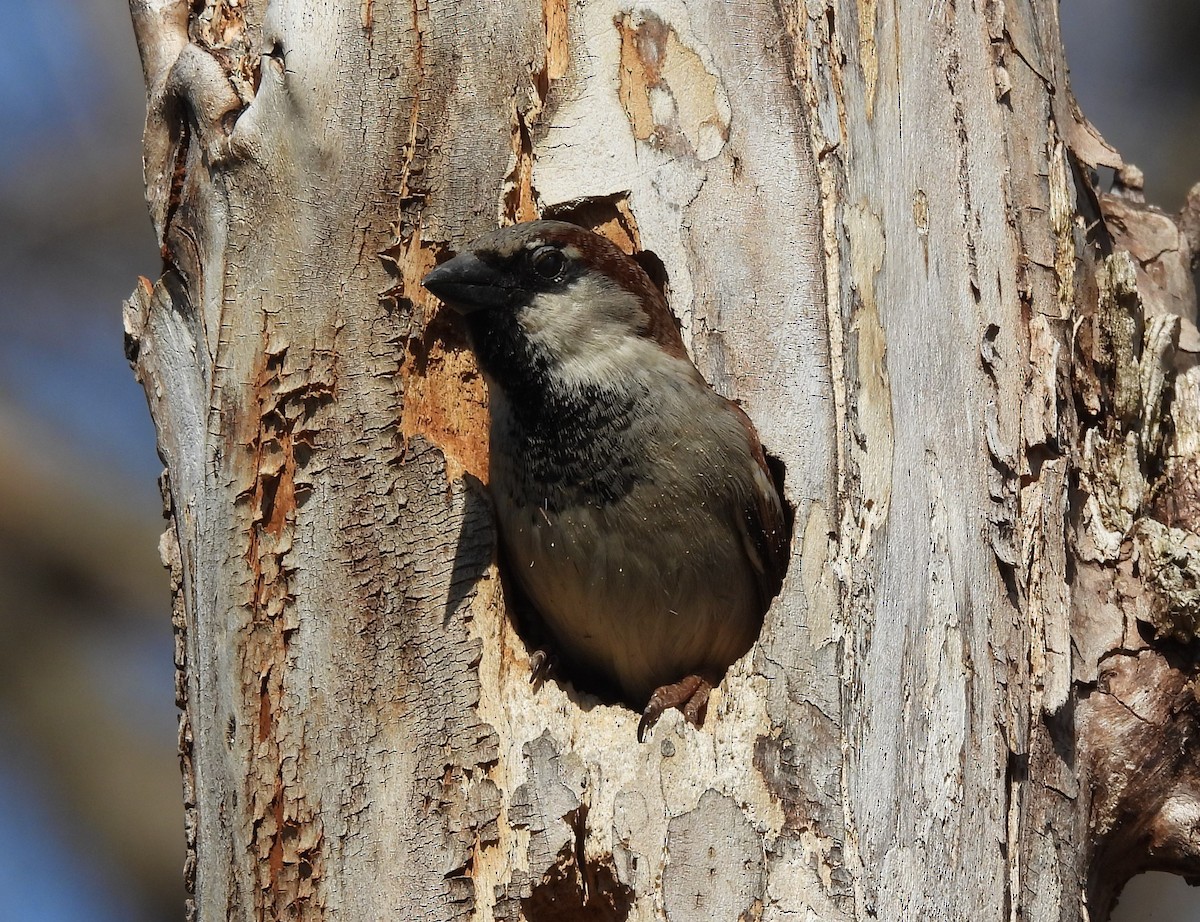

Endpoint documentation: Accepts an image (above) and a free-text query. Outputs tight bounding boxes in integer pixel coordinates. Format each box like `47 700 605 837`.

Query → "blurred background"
0 1 1194 919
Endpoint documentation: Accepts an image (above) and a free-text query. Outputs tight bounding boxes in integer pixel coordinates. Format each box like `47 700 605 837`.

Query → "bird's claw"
638 675 712 742
528 648 555 686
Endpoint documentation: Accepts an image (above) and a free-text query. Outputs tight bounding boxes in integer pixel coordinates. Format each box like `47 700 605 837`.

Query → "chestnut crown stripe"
530 223 689 360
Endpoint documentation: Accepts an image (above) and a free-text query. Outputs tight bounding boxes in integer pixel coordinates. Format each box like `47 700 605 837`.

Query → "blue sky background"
0 1 175 919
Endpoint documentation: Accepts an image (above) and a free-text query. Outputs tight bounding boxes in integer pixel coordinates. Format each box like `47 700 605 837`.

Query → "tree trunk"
125 1 1200 919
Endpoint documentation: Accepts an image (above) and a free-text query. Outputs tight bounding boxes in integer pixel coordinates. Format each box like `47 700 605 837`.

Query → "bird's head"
421 221 685 376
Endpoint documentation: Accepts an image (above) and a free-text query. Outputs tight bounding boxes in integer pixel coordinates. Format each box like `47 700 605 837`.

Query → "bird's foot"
528 648 556 687
638 675 712 742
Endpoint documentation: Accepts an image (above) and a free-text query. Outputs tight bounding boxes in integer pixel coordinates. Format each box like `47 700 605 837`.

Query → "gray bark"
125 1 1200 919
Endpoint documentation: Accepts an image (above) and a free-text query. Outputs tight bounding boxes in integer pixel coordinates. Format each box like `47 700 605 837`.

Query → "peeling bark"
125 1 1199 919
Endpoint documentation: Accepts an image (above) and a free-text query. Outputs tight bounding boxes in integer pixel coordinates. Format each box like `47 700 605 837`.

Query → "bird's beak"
421 252 511 314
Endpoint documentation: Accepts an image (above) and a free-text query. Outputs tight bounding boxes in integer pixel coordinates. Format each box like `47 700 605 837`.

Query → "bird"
422 220 788 739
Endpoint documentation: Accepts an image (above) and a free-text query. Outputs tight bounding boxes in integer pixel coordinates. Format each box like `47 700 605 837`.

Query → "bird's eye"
531 246 566 280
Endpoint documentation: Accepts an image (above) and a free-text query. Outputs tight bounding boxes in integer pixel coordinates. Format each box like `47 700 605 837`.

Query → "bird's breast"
491 378 653 510
490 425 762 704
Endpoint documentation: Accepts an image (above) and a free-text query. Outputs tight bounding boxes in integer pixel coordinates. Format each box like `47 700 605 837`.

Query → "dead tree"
125 1 1200 918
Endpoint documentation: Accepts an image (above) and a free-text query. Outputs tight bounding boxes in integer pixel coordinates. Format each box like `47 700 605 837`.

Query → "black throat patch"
466 309 646 510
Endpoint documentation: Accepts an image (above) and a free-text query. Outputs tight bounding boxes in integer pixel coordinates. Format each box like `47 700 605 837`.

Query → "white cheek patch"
519 274 645 370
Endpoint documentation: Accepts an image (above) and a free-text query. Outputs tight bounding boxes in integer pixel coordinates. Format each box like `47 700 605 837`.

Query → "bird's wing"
728 401 789 606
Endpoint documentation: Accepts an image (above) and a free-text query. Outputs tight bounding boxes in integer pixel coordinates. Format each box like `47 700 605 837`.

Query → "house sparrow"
422 220 788 738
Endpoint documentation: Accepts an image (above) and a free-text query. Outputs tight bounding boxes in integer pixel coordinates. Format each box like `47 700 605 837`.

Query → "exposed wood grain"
125 0 1200 919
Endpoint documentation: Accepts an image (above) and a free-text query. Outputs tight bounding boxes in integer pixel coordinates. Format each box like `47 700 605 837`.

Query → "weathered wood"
125 0 1200 919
